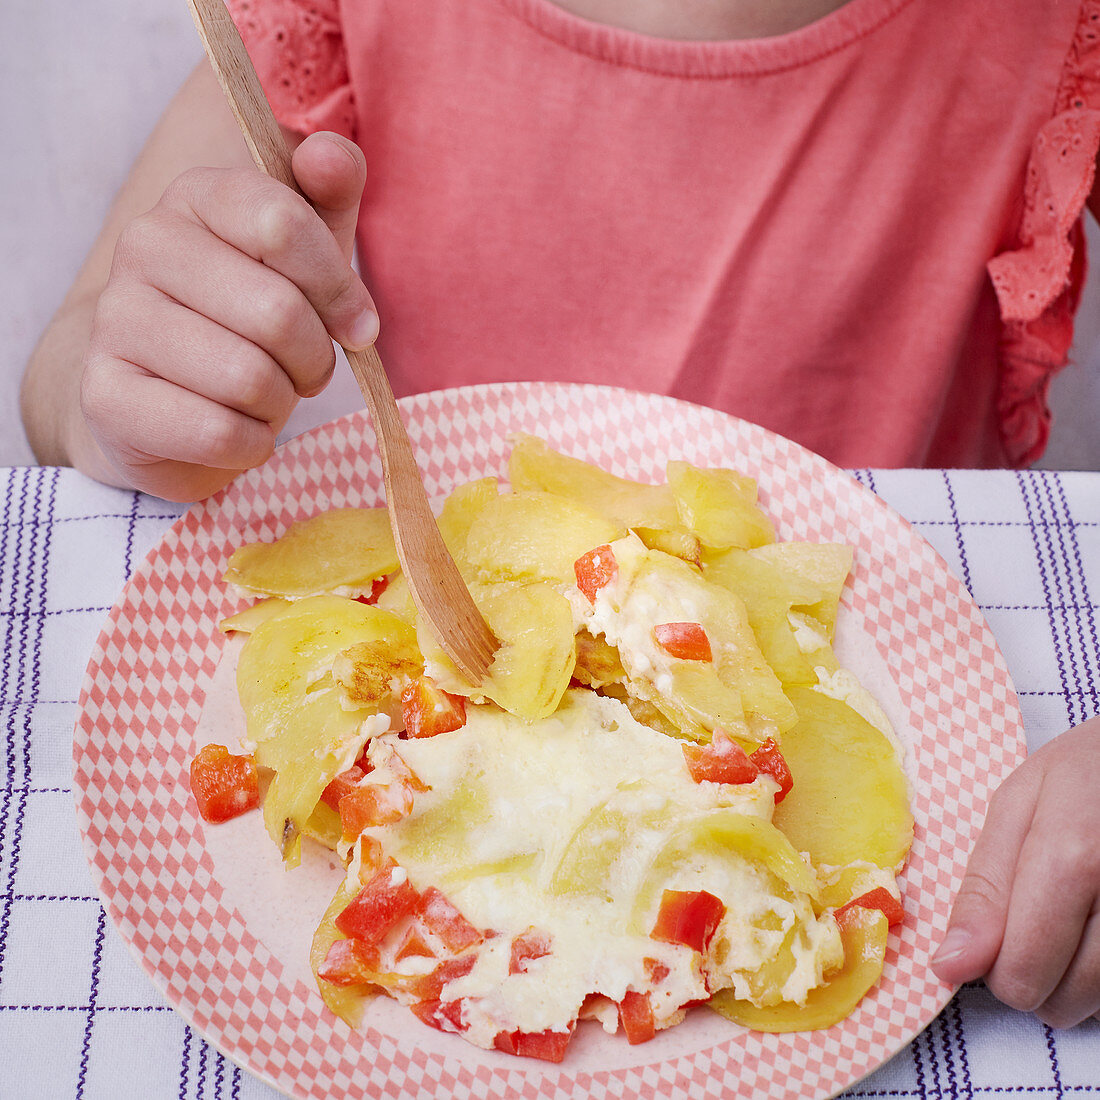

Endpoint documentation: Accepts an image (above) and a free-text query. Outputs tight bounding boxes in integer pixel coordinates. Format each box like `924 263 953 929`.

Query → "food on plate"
191 434 913 1061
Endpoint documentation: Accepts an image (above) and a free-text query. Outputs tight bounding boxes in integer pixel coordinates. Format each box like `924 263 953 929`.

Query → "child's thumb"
930 776 1034 985
291 132 368 262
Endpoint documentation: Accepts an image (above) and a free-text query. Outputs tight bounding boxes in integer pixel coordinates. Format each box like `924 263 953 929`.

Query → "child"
20 0 1100 1025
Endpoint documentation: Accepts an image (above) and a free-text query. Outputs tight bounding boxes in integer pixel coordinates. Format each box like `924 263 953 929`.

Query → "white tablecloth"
1 465 1097 1097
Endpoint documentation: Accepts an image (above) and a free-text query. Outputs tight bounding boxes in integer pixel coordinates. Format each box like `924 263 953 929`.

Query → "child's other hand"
79 131 375 501
931 715 1100 1026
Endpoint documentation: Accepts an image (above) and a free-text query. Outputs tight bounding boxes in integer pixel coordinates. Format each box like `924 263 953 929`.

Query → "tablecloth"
0 465 1097 1098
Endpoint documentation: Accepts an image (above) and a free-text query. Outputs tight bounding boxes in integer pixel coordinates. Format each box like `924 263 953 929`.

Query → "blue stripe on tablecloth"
941 471 973 595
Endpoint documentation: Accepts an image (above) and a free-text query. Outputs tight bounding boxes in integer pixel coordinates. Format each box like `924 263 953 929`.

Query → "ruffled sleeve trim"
986 0 1100 465
226 0 357 141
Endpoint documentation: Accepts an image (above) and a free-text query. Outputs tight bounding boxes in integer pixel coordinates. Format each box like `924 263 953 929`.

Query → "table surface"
1 464 1097 1099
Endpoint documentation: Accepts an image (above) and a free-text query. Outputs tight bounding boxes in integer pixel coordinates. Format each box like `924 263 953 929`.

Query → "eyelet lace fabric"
226 0 357 139
987 0 1100 465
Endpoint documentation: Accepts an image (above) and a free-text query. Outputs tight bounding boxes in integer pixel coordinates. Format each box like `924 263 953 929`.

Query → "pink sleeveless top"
227 0 1100 467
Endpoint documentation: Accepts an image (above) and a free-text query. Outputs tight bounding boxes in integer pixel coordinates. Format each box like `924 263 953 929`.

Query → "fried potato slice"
667 461 775 550
225 508 398 597
419 581 576 720
708 906 888 1031
237 595 418 864
772 686 913 872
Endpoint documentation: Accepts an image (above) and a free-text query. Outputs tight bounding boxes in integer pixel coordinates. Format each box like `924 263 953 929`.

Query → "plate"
74 382 1026 1100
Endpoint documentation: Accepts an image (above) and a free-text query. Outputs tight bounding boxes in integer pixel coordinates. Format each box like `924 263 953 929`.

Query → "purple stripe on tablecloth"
941 472 973 594
76 909 107 1099
1051 474 1100 719
1018 473 1077 726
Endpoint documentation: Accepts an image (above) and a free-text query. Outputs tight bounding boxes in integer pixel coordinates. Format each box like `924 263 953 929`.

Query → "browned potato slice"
708 907 888 1031
572 628 625 688
419 581 576 720
332 635 424 707
237 595 418 864
667 461 775 550
225 508 398 597
464 490 624 585
773 686 913 871
508 433 681 529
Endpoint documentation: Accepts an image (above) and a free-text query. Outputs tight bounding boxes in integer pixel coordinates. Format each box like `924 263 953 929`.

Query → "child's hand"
931 715 1100 1026
79 131 376 501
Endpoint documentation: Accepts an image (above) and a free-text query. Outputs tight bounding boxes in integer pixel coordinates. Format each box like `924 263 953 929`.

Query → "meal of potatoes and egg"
188 434 913 1061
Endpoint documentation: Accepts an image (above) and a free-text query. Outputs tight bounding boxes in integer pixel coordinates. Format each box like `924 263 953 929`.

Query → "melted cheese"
354 690 839 1048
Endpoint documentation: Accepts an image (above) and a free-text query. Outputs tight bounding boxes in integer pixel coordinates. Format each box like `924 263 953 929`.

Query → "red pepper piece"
749 737 794 803
401 677 467 739
419 887 482 953
574 545 618 603
835 887 904 928
189 743 259 823
653 622 713 661
335 861 420 946
682 728 760 786
509 928 552 974
317 938 381 986
618 989 656 1044
650 889 726 954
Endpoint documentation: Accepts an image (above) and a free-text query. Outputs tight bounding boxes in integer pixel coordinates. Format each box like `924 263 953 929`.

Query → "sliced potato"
772 686 913 871
708 906 888 1031
749 542 853 634
508 433 680 530
419 581 576 720
218 597 292 634
436 477 499 578
310 882 374 1027
464 490 624 585
237 595 415 863
225 508 398 597
667 461 775 550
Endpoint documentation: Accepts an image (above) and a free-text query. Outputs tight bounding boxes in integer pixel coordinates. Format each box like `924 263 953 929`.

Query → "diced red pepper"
317 938 381 986
411 997 466 1032
835 887 904 928
749 737 794 803
355 835 386 883
419 887 482 952
653 622 713 661
509 928 552 974
401 677 467 739
493 1026 574 1062
394 926 436 962
618 989 656 1045
682 728 760 786
650 889 726 954
338 782 414 841
320 764 368 812
353 575 391 605
574 545 618 603
386 749 430 792
335 861 421 946
189 743 260 823
409 953 478 1001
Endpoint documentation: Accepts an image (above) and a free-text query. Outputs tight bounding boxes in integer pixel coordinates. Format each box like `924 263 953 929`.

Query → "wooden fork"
187 0 498 684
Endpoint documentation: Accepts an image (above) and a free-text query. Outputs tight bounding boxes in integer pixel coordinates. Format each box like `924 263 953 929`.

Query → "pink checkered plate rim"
73 382 1025 1100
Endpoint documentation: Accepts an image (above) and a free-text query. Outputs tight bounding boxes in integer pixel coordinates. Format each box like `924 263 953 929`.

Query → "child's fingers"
112 209 338 398
170 165 378 352
82 365 279 501
1035 911 1100 1028
89 283 302 425
984 782 1098 1014
291 132 367 262
930 765 1038 985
